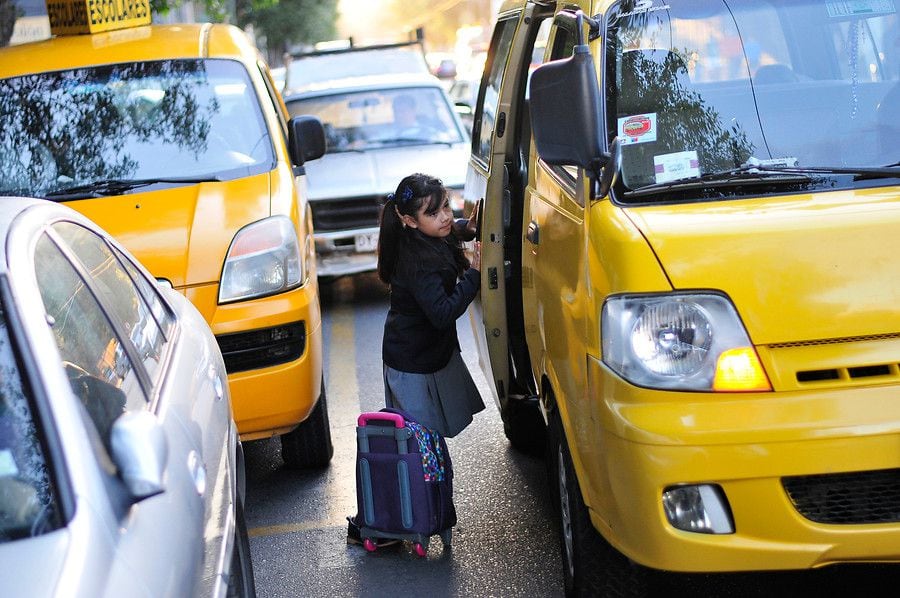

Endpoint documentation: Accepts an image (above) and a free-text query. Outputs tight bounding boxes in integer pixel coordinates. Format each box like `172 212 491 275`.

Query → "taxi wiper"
627 163 900 197
627 165 811 197
44 176 222 200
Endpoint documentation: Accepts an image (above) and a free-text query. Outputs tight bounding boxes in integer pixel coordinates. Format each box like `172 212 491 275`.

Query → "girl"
377 172 484 438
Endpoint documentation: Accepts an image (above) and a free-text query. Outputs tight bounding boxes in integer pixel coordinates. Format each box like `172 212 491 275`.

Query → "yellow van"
0 22 333 468
467 0 900 594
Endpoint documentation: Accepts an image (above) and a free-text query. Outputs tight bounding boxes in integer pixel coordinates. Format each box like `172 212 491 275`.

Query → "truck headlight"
601 293 770 392
219 216 304 304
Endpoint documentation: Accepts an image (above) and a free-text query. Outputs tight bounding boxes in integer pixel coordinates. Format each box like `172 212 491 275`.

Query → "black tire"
550 412 649 597
227 499 257 598
501 396 546 456
280 378 334 469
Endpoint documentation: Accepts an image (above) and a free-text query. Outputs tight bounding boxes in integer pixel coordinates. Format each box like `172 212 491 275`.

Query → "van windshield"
0 59 275 198
607 0 900 194
286 86 465 152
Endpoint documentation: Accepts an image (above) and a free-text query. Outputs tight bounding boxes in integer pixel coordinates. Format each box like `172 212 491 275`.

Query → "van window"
473 17 518 165
605 0 900 199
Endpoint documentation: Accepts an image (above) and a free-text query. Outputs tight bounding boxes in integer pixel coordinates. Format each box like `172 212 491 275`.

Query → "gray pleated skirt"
384 350 485 438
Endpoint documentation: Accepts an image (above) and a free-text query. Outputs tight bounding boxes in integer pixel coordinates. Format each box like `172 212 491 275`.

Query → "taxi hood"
70 172 273 288
624 187 900 345
303 143 468 200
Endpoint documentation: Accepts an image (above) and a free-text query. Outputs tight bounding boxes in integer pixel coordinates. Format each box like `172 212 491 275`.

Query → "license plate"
354 232 379 252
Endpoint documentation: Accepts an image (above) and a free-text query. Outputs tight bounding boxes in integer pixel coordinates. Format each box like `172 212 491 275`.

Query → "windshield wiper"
371 138 453 147
43 176 222 200
627 163 900 197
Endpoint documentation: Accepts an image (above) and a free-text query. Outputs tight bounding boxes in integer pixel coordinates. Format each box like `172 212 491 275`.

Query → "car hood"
623 187 900 345
303 143 469 200
68 172 274 288
0 529 69 596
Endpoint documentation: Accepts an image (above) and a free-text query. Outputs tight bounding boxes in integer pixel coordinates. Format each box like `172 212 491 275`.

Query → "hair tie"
386 192 396 203
399 185 414 203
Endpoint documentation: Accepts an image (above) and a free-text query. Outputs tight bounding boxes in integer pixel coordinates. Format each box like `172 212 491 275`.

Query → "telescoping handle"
357 411 405 428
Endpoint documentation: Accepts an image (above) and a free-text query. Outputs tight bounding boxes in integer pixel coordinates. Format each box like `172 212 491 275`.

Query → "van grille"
311 196 383 231
216 322 305 373
783 468 900 524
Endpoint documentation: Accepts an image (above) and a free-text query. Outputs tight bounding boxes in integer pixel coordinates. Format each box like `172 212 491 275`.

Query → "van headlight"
601 293 771 392
219 216 304 304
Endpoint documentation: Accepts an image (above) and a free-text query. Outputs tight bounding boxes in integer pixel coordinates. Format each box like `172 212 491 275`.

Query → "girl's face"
404 194 454 238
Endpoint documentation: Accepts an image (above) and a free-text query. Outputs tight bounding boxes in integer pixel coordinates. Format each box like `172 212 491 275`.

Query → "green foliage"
150 0 230 22
246 0 338 54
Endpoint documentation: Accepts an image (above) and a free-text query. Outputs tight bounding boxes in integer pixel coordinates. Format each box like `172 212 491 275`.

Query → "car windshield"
287 87 465 152
0 298 61 543
0 59 274 198
607 0 900 194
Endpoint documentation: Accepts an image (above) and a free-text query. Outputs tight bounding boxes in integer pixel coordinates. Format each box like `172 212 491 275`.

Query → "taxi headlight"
219 216 303 304
601 293 770 392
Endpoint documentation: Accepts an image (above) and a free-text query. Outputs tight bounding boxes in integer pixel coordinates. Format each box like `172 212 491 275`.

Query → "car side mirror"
110 411 168 501
529 45 609 197
289 115 327 170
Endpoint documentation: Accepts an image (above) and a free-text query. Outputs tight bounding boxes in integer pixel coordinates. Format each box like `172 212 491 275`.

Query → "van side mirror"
289 115 327 169
529 46 610 196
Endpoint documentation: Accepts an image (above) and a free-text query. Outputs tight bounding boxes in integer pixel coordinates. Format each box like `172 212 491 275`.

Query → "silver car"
0 197 255 597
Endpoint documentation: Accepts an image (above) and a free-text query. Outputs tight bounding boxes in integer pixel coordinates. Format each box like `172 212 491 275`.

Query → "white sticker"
654 150 700 184
0 449 19 477
826 1 895 18
618 113 657 145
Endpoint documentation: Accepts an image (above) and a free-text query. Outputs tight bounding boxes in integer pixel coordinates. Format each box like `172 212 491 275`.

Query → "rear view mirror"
110 411 168 501
530 46 611 197
289 115 327 169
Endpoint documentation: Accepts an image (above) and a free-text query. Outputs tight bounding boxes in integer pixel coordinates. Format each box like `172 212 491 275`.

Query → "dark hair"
377 173 468 284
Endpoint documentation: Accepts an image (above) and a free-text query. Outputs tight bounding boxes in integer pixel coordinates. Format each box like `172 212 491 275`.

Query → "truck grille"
216 322 305 373
311 196 383 231
783 468 900 524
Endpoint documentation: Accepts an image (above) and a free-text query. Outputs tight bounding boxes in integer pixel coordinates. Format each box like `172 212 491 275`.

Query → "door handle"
526 221 540 245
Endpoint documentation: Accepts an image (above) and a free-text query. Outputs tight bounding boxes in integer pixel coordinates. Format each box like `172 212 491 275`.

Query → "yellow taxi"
0 14 333 468
467 0 900 594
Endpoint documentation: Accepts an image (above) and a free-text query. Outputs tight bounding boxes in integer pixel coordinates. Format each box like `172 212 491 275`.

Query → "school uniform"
382 230 484 437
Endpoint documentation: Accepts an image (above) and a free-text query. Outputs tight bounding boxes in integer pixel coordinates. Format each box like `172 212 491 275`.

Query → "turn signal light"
712 347 771 391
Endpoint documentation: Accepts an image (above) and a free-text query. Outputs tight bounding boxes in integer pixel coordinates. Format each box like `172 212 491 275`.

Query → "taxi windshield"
0 59 274 198
285 86 465 153
607 0 900 195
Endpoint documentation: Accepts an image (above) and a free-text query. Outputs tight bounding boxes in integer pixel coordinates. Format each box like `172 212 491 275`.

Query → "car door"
467 2 556 417
32 220 212 596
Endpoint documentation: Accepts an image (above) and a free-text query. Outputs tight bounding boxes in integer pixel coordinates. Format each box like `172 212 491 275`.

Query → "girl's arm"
411 267 480 330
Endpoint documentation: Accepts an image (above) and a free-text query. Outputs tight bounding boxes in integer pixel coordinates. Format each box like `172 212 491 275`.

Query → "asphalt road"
242 273 900 598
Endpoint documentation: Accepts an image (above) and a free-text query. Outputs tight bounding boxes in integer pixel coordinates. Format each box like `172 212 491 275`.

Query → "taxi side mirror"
289 115 327 171
530 45 610 197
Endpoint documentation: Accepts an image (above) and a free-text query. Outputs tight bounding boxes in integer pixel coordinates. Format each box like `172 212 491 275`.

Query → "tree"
243 0 337 58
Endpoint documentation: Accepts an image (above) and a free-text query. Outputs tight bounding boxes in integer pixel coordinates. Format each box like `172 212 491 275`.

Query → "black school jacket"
382 233 480 374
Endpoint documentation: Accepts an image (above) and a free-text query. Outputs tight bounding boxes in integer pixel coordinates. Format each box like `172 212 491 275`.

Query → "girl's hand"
471 241 482 271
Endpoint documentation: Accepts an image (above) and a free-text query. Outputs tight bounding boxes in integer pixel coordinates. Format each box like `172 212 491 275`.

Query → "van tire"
550 413 648 597
280 378 334 469
502 396 546 456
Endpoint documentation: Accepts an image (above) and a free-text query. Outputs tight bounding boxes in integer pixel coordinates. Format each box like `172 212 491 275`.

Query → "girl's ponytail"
377 194 404 283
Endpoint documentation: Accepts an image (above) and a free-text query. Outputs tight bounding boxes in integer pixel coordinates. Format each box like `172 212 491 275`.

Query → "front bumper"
574 355 900 573
314 227 378 277
184 282 323 439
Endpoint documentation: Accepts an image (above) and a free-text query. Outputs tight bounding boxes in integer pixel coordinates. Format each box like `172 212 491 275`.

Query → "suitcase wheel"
363 538 378 552
413 542 428 557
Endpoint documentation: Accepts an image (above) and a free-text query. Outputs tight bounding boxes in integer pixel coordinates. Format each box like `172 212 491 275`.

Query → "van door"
466 2 555 451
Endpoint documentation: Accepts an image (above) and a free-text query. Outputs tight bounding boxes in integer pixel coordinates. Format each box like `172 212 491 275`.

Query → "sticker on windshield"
0 449 18 477
618 113 657 145
826 1 895 18
654 150 700 184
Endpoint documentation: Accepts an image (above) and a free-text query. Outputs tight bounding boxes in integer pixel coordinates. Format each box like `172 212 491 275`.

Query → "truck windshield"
286 86 465 152
0 59 274 198
607 0 900 194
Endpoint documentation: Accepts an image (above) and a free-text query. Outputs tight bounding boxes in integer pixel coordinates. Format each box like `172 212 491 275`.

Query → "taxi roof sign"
47 0 151 35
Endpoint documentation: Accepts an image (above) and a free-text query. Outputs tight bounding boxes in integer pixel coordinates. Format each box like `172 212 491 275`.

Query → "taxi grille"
216 322 305 373
311 196 383 231
783 468 900 524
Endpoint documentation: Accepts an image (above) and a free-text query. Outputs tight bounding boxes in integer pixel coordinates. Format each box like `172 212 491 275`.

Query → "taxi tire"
227 498 257 598
550 412 648 597
501 396 546 456
280 378 334 469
